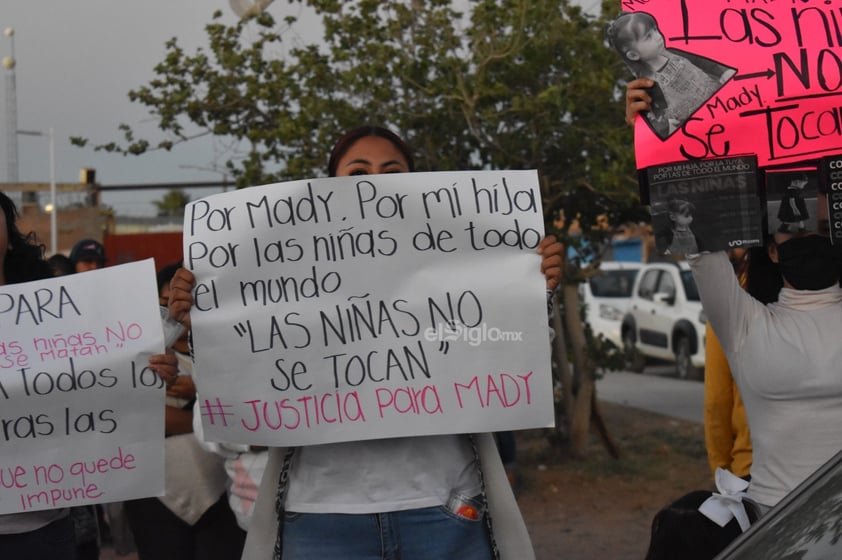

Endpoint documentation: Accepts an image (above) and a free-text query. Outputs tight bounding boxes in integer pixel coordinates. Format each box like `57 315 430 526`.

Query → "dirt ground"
516 400 713 560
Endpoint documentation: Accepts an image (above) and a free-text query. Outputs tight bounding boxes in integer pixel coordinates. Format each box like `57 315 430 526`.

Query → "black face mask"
776 236 842 290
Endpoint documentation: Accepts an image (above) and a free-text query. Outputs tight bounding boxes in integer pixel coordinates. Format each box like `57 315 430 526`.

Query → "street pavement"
597 366 704 424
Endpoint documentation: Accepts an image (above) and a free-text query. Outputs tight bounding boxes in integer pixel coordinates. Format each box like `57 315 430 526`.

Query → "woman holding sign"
0 193 76 558
627 87 842 543
161 126 562 560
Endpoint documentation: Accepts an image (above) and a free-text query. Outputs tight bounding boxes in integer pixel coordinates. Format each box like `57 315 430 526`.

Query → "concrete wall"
16 203 110 256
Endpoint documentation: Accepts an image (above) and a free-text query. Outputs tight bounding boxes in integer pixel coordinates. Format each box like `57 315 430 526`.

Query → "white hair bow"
698 467 752 532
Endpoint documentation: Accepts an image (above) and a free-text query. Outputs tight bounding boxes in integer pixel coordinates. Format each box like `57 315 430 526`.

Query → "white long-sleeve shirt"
689 252 842 507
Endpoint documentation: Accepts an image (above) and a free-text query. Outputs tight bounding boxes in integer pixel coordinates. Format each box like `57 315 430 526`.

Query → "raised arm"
686 252 764 356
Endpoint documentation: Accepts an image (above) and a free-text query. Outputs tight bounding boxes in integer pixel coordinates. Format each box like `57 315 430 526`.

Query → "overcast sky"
2 0 320 216
2 1 598 217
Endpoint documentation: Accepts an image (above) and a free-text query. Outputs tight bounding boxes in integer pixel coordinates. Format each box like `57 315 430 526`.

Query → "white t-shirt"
285 434 481 514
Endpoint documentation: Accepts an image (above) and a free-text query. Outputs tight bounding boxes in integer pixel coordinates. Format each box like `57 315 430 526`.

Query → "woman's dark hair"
644 490 757 560
745 241 783 304
1 193 52 284
327 126 415 177
157 260 183 294
47 253 75 277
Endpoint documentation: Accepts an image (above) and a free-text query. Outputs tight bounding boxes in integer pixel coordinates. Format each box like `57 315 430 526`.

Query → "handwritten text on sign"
185 170 554 447
625 0 842 169
0 260 164 514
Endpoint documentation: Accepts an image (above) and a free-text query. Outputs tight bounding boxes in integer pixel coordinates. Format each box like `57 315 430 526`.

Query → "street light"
18 128 56 255
3 27 20 186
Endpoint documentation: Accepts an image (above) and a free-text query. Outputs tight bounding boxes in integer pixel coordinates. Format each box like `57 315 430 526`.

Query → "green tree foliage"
153 189 191 217
80 0 647 456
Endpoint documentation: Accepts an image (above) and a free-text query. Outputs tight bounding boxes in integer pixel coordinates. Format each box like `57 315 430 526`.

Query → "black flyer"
821 155 842 244
647 156 762 256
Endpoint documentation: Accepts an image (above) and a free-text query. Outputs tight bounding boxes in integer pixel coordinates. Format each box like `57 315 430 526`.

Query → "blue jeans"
282 502 493 560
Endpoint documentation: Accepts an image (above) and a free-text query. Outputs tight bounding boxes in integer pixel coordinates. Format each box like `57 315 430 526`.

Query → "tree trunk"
591 390 621 459
551 296 574 435
561 285 591 457
549 283 621 459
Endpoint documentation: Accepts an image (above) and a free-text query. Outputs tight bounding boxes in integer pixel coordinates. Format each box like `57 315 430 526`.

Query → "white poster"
185 170 555 447
0 260 164 514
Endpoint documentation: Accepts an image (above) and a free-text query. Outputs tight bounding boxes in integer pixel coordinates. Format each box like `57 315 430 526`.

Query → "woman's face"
334 136 410 177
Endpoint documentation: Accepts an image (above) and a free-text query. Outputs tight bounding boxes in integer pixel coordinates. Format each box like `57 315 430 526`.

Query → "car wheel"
674 336 702 380
623 330 646 373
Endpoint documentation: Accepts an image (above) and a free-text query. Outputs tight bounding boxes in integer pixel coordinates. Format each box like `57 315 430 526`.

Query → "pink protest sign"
615 0 842 170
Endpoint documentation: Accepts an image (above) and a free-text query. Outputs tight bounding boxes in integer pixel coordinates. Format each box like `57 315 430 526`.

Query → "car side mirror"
653 292 675 305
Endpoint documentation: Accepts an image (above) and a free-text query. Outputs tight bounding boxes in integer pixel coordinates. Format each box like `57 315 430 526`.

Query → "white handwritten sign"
0 260 164 514
185 170 554 446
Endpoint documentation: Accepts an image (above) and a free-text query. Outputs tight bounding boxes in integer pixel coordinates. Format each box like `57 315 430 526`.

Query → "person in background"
155 268 269 534
69 238 106 273
191 405 270 532
124 262 246 560
65 240 108 559
48 253 75 276
494 432 518 489
0 192 76 559
154 274 269 534
157 125 562 560
64 238 135 556
628 81 842 557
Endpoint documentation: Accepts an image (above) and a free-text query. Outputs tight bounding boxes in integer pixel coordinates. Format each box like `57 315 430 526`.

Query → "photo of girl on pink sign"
607 11 736 140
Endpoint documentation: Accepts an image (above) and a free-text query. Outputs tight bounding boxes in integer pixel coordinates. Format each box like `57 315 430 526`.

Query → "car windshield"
589 270 638 298
680 270 700 302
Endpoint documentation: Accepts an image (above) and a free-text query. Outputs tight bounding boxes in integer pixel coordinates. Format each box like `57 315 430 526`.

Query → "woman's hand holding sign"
145 268 196 388
168 267 196 330
538 235 563 290
625 78 654 126
148 350 179 388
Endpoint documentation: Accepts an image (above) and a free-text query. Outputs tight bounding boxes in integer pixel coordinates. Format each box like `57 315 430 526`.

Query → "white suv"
580 261 643 349
620 261 707 379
